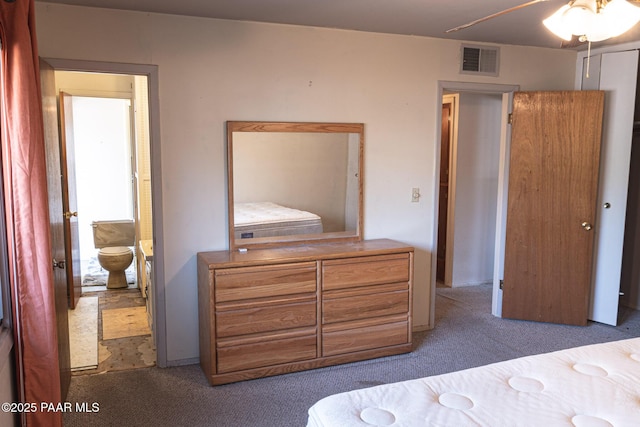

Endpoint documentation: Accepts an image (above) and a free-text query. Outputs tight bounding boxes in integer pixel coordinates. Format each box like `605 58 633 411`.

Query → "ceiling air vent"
460 44 500 77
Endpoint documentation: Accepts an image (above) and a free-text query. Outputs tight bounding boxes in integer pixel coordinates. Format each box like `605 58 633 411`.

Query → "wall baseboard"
451 280 492 288
165 357 199 368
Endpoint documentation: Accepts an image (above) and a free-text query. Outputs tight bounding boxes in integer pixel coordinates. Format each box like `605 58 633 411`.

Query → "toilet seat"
99 246 132 256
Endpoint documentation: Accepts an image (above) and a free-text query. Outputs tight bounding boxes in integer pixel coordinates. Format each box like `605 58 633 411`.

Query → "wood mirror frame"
227 121 364 251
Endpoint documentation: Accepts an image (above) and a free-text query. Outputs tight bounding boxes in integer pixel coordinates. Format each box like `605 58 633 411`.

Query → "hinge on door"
507 113 513 125
499 279 504 290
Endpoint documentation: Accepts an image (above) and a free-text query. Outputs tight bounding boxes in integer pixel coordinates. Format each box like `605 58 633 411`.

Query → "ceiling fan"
445 0 640 48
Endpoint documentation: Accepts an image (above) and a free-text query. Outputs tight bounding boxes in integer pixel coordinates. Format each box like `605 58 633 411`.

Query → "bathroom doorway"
57 70 157 374
70 95 135 284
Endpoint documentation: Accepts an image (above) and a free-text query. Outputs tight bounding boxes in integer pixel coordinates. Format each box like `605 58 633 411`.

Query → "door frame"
42 58 168 368
57 90 137 286
438 94 458 287
432 81 518 326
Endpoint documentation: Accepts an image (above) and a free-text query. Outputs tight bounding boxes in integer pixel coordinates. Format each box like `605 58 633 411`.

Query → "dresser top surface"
198 239 413 268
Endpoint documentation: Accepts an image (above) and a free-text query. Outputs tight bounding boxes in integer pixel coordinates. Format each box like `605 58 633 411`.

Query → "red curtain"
0 1 62 426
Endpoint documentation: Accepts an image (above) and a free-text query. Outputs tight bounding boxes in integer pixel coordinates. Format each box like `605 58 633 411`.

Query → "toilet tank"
92 220 135 248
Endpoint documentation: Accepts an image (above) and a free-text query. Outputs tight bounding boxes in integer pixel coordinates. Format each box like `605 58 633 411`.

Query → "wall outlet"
411 187 420 203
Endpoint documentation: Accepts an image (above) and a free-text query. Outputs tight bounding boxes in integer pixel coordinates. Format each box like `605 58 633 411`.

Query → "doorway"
436 95 455 285
45 58 167 369
57 70 157 374
70 95 135 283
436 90 505 289
431 82 518 326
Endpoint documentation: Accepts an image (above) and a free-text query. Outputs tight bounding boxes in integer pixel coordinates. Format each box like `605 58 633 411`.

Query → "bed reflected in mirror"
227 121 364 250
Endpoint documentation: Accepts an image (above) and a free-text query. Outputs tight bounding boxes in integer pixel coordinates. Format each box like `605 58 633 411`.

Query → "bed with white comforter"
306 337 640 427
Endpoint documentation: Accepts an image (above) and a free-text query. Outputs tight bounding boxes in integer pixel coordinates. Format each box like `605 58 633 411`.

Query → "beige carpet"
102 306 150 340
68 296 99 371
63 285 640 427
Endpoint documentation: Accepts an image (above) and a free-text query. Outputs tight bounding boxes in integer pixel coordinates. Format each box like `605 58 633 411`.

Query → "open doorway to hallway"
436 91 502 289
430 81 518 328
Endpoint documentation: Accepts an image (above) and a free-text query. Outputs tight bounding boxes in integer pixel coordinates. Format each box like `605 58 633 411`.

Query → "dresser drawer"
198 240 414 385
216 297 317 338
323 282 408 324
322 254 409 291
217 333 317 373
322 318 409 357
215 262 317 302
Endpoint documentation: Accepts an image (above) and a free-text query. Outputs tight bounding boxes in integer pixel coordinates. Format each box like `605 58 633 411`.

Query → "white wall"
451 93 502 287
34 2 577 364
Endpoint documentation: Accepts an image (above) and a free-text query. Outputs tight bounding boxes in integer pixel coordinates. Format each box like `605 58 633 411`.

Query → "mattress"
307 337 640 427
234 202 323 239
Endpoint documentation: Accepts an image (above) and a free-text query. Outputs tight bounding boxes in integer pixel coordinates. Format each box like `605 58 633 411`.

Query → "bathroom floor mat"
102 306 150 340
81 256 136 286
69 296 99 371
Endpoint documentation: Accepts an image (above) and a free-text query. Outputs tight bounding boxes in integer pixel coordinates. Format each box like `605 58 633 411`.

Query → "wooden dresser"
197 239 414 385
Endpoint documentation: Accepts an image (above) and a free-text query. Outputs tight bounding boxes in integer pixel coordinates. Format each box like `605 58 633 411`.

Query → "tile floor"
70 285 156 376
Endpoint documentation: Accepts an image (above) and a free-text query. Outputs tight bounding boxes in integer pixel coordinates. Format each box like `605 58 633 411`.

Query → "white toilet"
92 220 135 289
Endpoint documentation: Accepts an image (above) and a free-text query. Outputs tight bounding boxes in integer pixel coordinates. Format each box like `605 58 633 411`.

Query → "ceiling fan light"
562 4 596 35
543 5 573 41
593 0 640 39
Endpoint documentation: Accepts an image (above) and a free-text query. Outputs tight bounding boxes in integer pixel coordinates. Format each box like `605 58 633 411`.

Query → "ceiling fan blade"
445 0 553 33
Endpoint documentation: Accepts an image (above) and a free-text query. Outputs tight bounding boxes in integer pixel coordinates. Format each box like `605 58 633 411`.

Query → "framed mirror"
227 121 364 250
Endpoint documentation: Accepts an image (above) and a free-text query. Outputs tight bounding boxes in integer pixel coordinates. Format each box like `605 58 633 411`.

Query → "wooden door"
502 91 604 326
40 60 71 399
59 92 82 309
436 102 452 282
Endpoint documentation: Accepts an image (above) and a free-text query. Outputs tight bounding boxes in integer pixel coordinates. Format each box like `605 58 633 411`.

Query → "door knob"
52 259 66 269
581 222 592 231
64 211 78 219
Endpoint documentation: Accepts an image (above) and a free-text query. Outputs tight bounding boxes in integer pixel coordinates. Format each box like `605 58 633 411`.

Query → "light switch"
412 188 420 203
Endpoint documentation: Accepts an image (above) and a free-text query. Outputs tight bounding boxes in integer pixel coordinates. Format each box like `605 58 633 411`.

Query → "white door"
589 50 639 325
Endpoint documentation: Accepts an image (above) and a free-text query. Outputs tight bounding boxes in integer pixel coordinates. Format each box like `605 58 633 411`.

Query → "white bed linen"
234 202 323 239
307 337 640 427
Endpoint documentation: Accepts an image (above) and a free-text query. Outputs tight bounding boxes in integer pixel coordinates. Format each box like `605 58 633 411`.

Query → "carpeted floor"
63 284 640 427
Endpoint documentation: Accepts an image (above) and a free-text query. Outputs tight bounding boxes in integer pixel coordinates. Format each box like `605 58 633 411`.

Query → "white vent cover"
460 44 500 76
